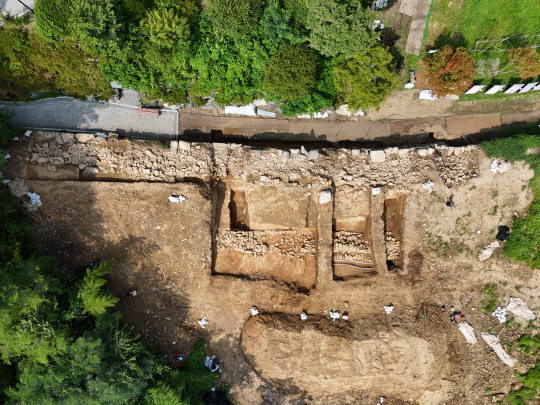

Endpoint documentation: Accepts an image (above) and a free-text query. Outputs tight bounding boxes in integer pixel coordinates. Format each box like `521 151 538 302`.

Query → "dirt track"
5 132 540 404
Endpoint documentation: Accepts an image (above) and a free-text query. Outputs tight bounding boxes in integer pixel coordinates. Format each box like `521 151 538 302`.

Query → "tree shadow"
18 172 205 362
380 27 404 65
427 30 467 51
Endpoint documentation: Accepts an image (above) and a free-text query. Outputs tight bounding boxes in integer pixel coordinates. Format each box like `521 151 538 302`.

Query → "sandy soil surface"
5 134 540 404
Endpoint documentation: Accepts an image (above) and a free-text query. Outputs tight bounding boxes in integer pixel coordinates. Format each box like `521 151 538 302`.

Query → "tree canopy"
333 45 400 111
205 0 263 39
262 43 317 101
509 45 540 80
6 0 404 114
420 45 475 97
305 0 379 57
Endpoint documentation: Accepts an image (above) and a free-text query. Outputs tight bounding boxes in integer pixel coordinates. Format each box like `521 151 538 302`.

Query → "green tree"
420 45 475 97
305 0 378 57
8 314 154 404
77 262 119 316
333 45 400 111
206 0 263 39
281 56 337 116
190 14 269 104
35 0 76 42
141 8 190 49
262 43 317 101
72 0 121 55
261 0 307 52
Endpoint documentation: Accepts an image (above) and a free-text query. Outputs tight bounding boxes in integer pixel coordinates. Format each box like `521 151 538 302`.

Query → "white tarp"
519 82 538 93
335 104 364 116
492 306 507 323
484 85 505 95
481 332 517 367
27 192 42 207
478 241 500 261
422 180 435 193
313 111 329 119
300 311 308 321
503 84 525 94
506 297 536 321
465 85 485 95
490 158 509 174
371 187 381 196
168 195 186 204
383 305 394 314
319 189 332 204
250 306 259 316
224 103 256 116
198 317 208 328
329 310 340 321
419 89 437 100
458 322 477 344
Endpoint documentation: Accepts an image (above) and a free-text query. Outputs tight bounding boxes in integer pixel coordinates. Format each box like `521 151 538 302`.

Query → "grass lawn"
424 0 540 83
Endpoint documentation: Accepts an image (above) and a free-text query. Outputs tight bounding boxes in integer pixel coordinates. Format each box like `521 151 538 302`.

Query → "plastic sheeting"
224 103 256 116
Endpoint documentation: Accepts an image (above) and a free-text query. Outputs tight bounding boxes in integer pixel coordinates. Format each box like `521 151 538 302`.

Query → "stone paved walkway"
0 97 178 138
405 0 432 55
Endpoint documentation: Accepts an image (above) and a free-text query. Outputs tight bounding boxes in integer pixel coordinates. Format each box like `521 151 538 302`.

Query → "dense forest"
0 0 401 114
0 114 219 403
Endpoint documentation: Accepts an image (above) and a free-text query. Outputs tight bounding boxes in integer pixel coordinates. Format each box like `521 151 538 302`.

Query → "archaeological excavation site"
4 130 540 404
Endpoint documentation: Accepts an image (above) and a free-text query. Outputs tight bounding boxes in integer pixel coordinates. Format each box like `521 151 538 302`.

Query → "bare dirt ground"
5 132 540 404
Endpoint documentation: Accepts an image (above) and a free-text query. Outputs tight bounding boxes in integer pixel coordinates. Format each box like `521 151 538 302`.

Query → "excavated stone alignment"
18 131 480 289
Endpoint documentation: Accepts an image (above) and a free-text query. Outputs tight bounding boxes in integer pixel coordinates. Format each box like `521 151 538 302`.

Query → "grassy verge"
481 135 540 268
457 91 540 103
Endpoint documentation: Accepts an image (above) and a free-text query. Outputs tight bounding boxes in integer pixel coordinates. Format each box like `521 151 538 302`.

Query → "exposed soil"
5 132 540 404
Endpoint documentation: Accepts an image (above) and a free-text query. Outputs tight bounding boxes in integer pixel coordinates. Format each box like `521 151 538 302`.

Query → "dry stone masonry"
333 232 372 263
216 230 315 259
24 131 480 190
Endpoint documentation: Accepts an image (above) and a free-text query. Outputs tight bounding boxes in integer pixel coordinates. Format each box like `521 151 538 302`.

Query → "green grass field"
425 0 540 83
